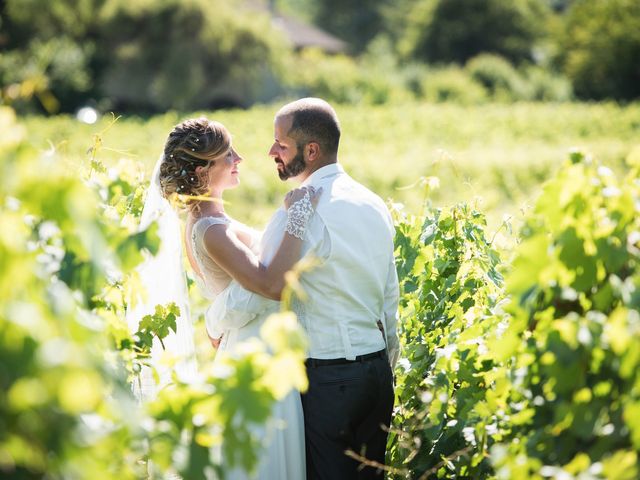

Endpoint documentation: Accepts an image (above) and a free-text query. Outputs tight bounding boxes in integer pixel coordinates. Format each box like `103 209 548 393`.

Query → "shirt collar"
301 163 344 187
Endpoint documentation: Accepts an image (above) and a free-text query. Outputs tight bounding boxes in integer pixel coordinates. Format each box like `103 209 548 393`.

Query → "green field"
23 101 640 227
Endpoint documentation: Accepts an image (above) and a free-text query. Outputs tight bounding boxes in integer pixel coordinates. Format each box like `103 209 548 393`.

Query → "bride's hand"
208 332 223 350
284 185 323 209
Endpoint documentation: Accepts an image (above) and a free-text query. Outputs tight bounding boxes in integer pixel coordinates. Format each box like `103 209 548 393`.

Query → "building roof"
245 0 348 54
271 14 348 54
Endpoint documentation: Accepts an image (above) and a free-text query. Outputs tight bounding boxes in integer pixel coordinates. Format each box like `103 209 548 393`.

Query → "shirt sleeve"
303 210 331 261
205 280 279 339
383 248 400 369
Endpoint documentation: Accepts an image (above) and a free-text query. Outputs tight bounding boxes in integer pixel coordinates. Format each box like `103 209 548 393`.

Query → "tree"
312 0 390 54
557 0 640 101
0 0 288 113
399 0 550 65
0 0 104 112
95 0 285 112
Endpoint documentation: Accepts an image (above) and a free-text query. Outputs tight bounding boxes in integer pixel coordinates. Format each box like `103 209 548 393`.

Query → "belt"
305 349 387 368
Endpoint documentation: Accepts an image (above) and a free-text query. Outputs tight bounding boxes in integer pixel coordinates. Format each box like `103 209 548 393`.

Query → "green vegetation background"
24 101 640 226
3 0 640 113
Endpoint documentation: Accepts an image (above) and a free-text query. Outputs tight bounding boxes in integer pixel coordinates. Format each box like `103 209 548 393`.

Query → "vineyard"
23 101 640 226
2 102 640 479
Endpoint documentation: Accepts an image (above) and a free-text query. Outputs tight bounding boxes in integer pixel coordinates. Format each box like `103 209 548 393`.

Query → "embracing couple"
149 98 399 479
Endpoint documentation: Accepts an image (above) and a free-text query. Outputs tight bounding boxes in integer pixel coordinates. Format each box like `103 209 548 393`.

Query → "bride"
141 117 319 478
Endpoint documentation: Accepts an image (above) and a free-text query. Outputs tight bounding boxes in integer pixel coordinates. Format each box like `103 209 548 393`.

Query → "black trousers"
301 350 394 480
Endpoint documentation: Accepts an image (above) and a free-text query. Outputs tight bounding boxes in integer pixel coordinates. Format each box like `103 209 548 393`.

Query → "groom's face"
269 115 307 181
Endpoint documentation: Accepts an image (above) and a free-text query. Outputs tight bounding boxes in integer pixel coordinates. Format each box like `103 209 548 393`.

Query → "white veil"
127 154 197 401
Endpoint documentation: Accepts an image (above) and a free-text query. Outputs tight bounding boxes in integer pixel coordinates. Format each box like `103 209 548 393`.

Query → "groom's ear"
306 142 320 163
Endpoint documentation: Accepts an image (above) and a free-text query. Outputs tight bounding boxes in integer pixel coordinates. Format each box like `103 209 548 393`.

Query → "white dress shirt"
207 163 400 367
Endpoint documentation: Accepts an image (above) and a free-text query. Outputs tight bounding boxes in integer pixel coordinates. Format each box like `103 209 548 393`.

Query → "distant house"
271 13 348 54
248 0 348 55
208 2 349 108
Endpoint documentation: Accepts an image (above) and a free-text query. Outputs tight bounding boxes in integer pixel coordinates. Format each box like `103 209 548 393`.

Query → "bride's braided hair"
159 118 231 206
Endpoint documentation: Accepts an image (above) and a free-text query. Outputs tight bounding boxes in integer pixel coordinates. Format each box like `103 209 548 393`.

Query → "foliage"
312 0 390 54
0 106 308 478
491 151 640 478
0 0 102 112
0 0 285 113
284 48 410 105
418 66 489 105
2 0 638 112
388 200 510 478
466 54 530 102
0 105 148 477
388 151 640 478
520 65 573 102
398 0 551 65
2 0 103 41
556 0 640 101
465 54 573 102
4 94 640 478
284 44 572 108
134 302 180 352
95 0 285 112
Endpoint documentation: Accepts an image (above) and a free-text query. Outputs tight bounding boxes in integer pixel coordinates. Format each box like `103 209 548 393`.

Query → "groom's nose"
268 143 278 157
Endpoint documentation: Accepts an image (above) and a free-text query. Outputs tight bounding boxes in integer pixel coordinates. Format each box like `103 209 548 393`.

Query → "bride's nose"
233 150 242 163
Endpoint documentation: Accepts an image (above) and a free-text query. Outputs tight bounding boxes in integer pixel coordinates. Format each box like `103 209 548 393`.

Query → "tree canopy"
1 0 639 112
557 0 640 100
399 0 551 65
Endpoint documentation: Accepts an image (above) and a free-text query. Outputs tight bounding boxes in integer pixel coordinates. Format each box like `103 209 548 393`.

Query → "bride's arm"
232 222 262 254
202 186 320 301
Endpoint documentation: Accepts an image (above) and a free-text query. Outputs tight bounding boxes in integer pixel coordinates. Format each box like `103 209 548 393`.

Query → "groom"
221 98 399 479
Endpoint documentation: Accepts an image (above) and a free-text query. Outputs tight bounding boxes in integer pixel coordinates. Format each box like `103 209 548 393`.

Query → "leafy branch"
133 302 180 352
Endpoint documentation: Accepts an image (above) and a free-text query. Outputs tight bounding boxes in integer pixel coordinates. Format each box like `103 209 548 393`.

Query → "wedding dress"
190 215 306 480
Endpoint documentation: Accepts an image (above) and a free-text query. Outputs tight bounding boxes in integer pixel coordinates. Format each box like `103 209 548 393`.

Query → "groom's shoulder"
324 173 390 217
340 173 387 205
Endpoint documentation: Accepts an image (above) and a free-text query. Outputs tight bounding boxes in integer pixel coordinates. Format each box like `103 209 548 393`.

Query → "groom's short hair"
277 98 341 156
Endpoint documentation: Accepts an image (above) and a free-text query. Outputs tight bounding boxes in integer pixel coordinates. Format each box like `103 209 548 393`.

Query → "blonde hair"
159 118 231 209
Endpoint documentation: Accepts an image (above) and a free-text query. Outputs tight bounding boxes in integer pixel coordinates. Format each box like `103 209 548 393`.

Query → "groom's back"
299 171 395 360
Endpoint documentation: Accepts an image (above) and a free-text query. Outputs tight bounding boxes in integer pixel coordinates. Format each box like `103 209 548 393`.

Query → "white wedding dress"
190 215 306 480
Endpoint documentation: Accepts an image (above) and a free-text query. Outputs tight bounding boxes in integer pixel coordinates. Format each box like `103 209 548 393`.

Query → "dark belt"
305 349 387 368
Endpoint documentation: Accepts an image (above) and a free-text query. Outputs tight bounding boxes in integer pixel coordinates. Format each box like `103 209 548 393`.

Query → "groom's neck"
298 157 337 183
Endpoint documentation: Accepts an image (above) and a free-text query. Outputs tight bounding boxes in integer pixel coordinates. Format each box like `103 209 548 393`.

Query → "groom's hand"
208 332 223 349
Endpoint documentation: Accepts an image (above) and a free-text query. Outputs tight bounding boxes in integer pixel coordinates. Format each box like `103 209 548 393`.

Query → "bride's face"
204 147 242 193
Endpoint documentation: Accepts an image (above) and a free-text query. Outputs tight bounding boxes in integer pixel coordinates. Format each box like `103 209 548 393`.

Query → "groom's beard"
277 150 306 180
